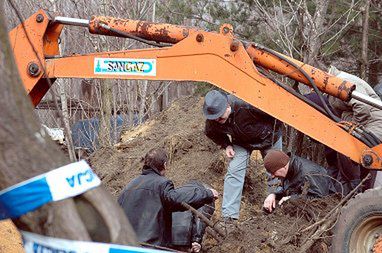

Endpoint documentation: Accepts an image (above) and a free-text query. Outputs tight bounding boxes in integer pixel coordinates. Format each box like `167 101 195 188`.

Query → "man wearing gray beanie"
203 90 282 229
263 150 334 213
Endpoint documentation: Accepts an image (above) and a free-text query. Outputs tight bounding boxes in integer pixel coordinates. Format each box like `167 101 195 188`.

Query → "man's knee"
225 169 246 181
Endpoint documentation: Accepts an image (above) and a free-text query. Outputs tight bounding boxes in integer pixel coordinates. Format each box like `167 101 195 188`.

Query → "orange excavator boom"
8 9 382 170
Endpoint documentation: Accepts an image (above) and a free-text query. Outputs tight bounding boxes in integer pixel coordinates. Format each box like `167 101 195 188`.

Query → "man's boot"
216 217 238 236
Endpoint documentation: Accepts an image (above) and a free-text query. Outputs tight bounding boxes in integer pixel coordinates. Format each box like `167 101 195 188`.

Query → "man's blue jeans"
221 137 282 219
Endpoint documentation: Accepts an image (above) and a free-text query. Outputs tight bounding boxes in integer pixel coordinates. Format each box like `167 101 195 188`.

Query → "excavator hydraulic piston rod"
246 44 355 101
352 91 382 110
88 16 201 44
54 16 89 27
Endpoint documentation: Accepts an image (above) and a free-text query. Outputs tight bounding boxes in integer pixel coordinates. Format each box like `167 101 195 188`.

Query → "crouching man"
263 150 333 213
118 148 218 247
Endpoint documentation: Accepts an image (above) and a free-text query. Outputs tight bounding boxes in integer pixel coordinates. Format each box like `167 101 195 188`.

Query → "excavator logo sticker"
94 58 156 76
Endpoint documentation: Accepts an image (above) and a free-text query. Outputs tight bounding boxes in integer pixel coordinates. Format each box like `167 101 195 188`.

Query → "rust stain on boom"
89 16 199 44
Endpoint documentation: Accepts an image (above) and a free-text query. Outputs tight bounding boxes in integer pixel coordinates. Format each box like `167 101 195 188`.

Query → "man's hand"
225 145 235 158
191 242 201 252
210 189 219 199
263 193 276 213
278 196 291 206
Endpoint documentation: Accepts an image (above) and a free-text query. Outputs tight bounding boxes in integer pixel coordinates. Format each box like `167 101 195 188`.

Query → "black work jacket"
171 181 215 246
205 95 282 151
117 166 214 247
275 155 333 200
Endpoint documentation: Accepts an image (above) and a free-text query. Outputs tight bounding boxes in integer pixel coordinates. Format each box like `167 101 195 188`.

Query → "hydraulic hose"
256 46 340 122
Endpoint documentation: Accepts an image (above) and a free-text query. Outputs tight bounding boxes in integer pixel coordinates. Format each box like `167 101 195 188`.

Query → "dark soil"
89 95 340 253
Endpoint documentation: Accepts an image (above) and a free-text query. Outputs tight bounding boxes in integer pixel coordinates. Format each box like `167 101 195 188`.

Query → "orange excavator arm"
8 9 382 170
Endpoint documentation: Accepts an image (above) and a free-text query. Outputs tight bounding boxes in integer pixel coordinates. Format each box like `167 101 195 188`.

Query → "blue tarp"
71 116 129 152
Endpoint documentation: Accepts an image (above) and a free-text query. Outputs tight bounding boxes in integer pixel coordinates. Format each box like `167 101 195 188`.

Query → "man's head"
264 150 290 178
203 90 231 124
144 148 168 175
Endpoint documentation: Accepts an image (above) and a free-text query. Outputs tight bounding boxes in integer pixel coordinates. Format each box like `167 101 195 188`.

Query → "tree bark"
138 80 148 124
0 1 136 244
52 0 76 161
59 81 77 161
293 0 329 160
360 0 370 81
98 0 113 148
99 79 113 147
303 0 329 66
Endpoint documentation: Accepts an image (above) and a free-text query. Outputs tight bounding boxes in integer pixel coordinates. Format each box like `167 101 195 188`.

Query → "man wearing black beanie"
263 150 334 213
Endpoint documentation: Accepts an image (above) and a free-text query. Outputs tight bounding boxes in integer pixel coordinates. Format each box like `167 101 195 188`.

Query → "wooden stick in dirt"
298 175 371 253
181 202 226 238
205 227 223 244
300 174 370 233
298 208 340 253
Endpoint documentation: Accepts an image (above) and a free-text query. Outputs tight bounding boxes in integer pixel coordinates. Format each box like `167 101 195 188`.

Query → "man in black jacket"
203 90 282 222
118 148 218 247
262 150 333 213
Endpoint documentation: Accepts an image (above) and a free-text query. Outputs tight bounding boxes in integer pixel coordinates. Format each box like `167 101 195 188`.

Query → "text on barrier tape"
22 231 168 253
0 160 101 220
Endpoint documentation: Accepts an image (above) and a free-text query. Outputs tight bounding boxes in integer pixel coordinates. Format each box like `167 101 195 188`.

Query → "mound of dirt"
90 95 339 253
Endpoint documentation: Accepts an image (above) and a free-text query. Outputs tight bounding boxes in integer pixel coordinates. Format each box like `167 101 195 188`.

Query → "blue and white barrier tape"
22 231 168 253
0 161 169 252
0 160 101 220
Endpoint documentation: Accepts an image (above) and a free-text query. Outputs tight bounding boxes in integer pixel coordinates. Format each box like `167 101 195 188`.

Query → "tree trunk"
59 81 76 161
98 0 113 148
0 2 136 244
162 87 169 110
99 79 113 147
360 0 370 80
292 0 329 159
138 80 148 124
303 0 329 66
287 129 305 157
127 81 135 127
53 0 76 161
